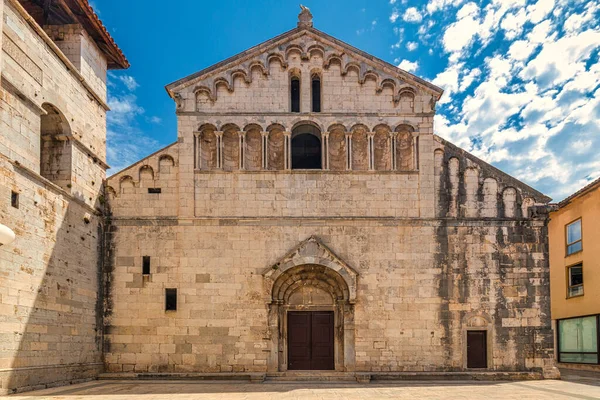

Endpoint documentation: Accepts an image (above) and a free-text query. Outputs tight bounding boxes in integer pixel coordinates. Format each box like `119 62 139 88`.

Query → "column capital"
367 132 375 138
322 131 330 138
214 130 224 137
193 131 200 137
238 130 246 137
261 131 269 137
283 131 292 137
345 132 352 138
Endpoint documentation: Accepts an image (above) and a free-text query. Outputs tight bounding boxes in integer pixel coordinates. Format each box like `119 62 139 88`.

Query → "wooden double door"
287 311 334 370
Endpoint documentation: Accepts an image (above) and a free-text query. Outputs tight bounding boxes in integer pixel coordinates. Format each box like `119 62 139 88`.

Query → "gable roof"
558 176 600 208
165 25 443 99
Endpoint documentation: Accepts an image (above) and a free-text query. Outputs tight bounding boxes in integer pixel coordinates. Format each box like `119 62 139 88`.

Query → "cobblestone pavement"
4 379 600 400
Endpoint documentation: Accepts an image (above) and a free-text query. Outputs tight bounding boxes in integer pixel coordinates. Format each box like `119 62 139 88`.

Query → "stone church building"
0 2 558 394
103 8 558 380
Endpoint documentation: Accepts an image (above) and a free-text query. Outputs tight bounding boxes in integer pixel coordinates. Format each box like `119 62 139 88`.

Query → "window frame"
142 256 151 275
566 263 583 298
557 314 600 365
565 218 583 256
165 288 177 311
11 191 19 208
290 76 301 113
311 74 321 112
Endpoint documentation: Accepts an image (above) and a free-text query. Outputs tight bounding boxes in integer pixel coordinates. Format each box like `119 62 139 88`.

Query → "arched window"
311 75 321 112
291 76 300 112
291 124 322 169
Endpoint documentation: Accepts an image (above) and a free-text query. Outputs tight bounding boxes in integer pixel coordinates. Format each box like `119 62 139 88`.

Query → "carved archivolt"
190 37 421 104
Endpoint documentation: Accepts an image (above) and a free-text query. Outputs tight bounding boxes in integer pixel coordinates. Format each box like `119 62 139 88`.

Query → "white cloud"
397 60 419 73
526 0 555 24
118 75 139 91
426 0 465 14
507 40 537 61
442 3 481 54
403 7 423 23
390 10 400 23
406 41 419 51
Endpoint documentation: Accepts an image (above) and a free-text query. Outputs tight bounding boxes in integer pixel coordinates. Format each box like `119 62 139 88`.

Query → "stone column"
391 133 397 171
0 0 4 78
261 131 269 170
345 133 352 170
284 131 292 170
322 132 329 170
239 131 245 170
367 132 375 171
193 132 201 169
215 131 224 169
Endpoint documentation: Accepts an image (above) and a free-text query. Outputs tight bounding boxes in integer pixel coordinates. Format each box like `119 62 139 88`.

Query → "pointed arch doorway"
263 237 358 372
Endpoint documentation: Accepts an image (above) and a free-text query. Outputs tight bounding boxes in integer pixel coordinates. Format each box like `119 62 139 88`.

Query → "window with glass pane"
559 316 599 364
568 264 583 297
566 219 582 255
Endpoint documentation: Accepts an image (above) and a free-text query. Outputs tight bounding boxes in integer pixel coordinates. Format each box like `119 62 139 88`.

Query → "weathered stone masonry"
103 9 558 378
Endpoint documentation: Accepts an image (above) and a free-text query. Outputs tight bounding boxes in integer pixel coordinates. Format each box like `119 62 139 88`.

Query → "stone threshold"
99 371 544 383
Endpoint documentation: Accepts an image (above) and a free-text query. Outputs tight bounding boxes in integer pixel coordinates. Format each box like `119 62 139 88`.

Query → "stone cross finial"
298 5 313 28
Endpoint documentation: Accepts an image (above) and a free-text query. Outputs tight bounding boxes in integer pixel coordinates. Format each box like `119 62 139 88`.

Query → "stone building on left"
0 0 127 394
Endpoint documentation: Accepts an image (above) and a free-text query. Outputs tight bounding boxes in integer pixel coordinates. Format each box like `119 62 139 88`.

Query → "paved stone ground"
4 379 600 399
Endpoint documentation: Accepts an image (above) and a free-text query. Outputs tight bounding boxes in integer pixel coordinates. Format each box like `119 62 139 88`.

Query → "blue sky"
98 0 600 201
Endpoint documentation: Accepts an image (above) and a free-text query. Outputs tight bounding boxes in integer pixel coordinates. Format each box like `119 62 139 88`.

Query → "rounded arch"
197 123 217 132
351 124 368 171
197 124 218 170
243 123 263 132
327 123 347 133
291 119 322 132
266 123 286 132
159 154 175 169
40 103 73 189
220 123 241 132
396 124 416 171
41 103 72 137
139 165 154 182
119 175 135 193
291 123 322 170
271 264 350 304
307 44 325 59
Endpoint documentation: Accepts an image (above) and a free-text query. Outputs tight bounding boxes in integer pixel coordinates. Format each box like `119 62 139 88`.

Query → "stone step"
98 372 266 382
265 372 358 382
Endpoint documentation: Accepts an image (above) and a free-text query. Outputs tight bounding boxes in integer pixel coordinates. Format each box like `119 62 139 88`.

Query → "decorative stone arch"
262 236 358 372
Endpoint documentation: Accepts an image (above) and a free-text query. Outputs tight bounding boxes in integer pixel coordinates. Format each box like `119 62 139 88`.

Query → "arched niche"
263 236 358 372
291 124 322 170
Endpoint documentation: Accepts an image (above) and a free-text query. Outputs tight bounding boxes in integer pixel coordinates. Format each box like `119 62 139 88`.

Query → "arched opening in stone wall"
268 127 285 170
222 124 240 171
263 237 358 372
395 125 415 171
373 125 392 171
40 103 72 191
291 124 322 170
197 124 218 170
328 124 347 171
244 125 263 171
351 125 369 171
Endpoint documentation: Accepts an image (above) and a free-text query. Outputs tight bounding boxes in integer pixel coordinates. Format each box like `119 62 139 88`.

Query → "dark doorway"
292 133 322 169
288 311 334 370
467 330 487 368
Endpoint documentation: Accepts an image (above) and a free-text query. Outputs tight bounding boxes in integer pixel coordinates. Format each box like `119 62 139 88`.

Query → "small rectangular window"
11 191 19 208
568 264 583 298
566 219 582 255
165 288 177 311
311 77 321 112
148 188 161 194
291 77 300 112
142 256 151 275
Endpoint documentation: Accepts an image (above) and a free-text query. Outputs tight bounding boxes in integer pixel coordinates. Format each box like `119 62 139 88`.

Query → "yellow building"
550 177 600 369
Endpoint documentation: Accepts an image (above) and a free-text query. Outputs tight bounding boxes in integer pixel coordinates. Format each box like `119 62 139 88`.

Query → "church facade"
103 9 558 379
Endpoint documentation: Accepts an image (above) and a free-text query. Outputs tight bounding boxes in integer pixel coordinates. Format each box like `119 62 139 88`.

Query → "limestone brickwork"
103 9 558 379
0 0 127 394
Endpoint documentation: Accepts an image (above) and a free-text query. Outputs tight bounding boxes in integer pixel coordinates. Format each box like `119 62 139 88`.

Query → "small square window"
566 219 582 255
142 256 150 275
568 264 583 298
11 191 19 208
165 288 177 311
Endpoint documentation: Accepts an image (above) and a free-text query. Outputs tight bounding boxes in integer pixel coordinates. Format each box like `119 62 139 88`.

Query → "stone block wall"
103 219 554 374
0 155 103 394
